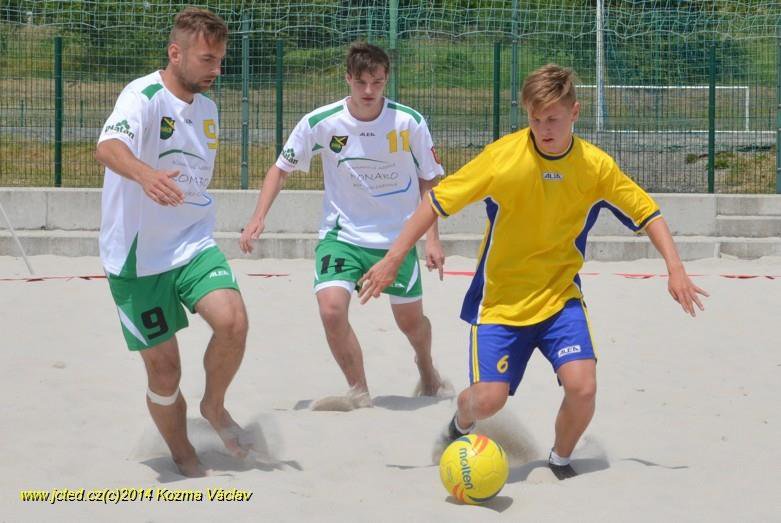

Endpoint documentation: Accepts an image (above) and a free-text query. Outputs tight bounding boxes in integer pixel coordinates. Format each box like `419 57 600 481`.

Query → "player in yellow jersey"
357 64 708 479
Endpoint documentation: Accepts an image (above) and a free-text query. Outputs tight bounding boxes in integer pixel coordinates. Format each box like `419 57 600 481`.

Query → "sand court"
1 254 779 521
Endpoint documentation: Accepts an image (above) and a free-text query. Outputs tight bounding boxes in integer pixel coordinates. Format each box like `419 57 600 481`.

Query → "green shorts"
107 246 240 351
313 237 422 300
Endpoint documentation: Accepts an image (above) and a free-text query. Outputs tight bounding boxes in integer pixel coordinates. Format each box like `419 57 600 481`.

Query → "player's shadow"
140 419 302 483
293 395 448 411
621 457 688 470
507 457 610 483
444 495 513 512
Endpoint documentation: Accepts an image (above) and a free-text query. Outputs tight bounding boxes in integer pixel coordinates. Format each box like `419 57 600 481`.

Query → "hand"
424 238 445 281
357 256 402 304
140 169 184 206
668 268 709 317
239 218 265 254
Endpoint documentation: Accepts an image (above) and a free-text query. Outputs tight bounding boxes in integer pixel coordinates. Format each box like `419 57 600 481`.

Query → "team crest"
330 135 348 153
431 146 441 165
160 117 175 139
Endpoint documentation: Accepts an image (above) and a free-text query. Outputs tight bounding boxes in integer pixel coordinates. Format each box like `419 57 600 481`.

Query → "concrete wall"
1 188 780 260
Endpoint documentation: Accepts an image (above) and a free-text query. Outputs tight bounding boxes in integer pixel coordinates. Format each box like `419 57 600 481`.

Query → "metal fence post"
54 36 63 187
510 0 519 132
777 23 781 193
707 45 716 194
276 39 284 157
240 16 249 190
493 42 501 141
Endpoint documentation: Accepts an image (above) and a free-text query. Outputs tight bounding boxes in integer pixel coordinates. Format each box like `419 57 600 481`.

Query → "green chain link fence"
1 0 779 193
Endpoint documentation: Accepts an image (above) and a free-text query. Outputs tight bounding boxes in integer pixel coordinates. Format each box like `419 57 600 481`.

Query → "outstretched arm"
239 165 289 254
419 178 445 280
645 217 709 316
358 197 439 304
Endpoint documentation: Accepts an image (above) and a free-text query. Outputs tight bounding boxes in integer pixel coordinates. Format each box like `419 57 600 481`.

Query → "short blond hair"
169 7 228 47
521 64 578 115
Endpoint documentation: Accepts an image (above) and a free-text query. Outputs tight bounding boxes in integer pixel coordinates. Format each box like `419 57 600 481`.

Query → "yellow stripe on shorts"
579 299 598 359
471 325 480 382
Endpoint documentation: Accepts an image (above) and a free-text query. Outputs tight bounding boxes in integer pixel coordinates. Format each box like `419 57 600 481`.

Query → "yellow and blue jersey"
430 128 661 326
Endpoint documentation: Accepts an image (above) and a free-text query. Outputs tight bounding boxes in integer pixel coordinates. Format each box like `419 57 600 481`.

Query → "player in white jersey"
95 8 250 477
240 42 452 409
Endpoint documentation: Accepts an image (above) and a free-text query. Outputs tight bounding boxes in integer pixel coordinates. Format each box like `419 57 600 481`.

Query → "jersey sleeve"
429 148 495 218
275 118 315 173
598 158 661 232
410 118 445 181
98 88 146 155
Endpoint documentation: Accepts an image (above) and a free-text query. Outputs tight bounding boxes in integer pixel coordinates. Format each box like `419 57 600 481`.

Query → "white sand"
1 254 780 522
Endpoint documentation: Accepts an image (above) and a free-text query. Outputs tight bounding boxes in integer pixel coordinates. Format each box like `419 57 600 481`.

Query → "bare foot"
173 454 208 478
200 402 250 459
414 369 454 398
311 387 372 411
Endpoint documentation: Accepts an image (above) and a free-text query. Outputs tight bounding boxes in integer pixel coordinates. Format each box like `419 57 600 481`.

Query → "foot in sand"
173 453 209 478
413 371 454 398
310 387 373 412
200 401 252 459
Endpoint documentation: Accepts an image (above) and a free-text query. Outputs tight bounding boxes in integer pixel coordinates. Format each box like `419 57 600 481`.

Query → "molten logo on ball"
439 434 509 505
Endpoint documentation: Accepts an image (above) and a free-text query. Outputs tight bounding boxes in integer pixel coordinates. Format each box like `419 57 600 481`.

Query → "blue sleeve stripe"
429 192 449 217
638 210 662 230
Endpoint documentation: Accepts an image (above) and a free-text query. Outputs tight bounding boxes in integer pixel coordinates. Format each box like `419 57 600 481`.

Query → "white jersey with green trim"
98 71 220 277
276 97 444 249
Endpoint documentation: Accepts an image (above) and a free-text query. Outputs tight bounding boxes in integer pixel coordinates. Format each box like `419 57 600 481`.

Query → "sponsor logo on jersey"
209 269 230 279
330 135 348 153
104 119 135 140
557 345 581 358
281 147 298 165
431 146 441 164
160 116 175 139
543 171 563 181
359 132 375 137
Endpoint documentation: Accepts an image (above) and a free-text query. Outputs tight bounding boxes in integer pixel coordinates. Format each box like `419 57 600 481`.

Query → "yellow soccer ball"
439 434 509 505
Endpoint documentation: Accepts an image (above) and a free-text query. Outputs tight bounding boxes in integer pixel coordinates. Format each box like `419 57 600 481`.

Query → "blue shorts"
468 299 597 395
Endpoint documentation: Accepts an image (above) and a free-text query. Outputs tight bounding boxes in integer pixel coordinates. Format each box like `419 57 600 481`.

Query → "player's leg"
437 324 534 451
316 285 368 393
313 237 372 406
139 337 205 477
381 247 449 396
538 299 597 478
178 247 248 458
389 298 450 396
107 269 197 475
553 358 596 458
452 324 532 429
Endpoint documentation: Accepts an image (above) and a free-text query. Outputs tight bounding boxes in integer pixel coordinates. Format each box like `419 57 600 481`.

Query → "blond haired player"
96 8 250 477
359 64 708 478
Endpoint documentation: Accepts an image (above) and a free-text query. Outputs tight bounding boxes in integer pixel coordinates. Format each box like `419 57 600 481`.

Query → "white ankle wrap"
147 387 180 406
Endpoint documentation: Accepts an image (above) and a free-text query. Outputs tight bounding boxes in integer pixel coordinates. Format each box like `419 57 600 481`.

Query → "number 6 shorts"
468 299 597 395
107 246 240 351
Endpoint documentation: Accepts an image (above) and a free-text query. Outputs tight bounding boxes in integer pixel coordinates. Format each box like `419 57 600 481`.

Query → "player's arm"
644 217 709 316
95 139 183 206
419 176 444 280
358 197 438 303
239 165 290 254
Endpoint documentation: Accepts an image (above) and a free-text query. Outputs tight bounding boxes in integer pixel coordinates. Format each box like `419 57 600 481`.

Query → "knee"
213 307 248 344
319 302 348 332
458 386 508 418
564 378 597 404
146 358 181 393
395 313 427 338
